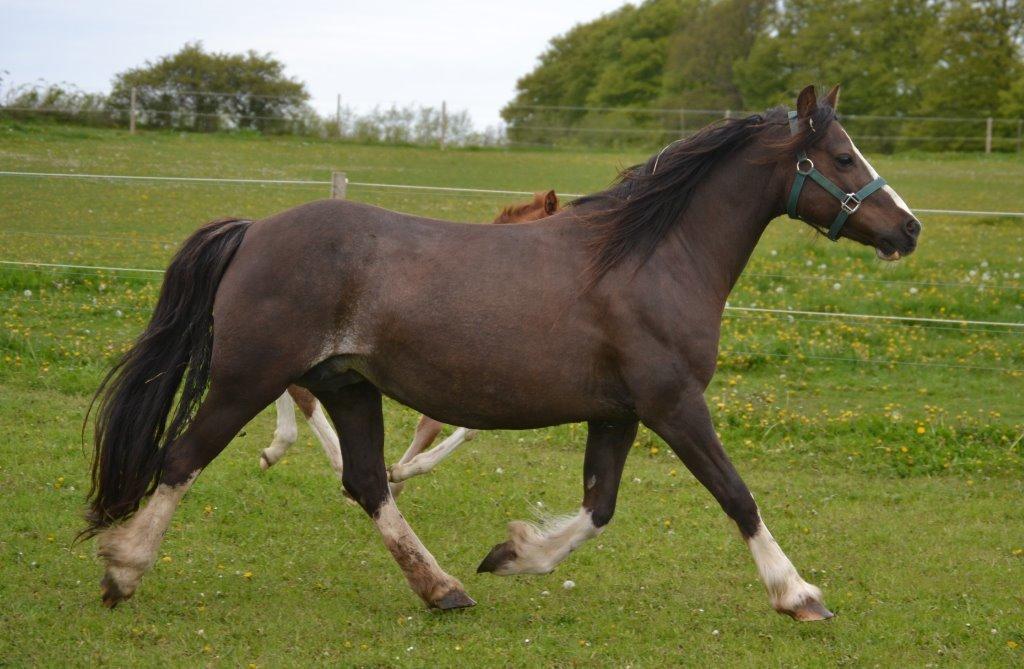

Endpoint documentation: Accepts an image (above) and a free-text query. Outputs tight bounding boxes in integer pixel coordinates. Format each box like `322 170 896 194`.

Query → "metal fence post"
129 87 137 134
985 117 993 154
440 101 448 150
331 171 348 199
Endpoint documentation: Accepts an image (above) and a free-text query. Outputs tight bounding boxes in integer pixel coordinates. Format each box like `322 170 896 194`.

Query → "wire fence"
2 169 1024 220
501 104 1024 154
2 86 1022 153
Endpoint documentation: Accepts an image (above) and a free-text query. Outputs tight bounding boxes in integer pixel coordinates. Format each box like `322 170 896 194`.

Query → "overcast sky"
2 0 632 129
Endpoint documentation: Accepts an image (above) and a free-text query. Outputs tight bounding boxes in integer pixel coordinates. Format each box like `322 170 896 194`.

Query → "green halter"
786 110 887 241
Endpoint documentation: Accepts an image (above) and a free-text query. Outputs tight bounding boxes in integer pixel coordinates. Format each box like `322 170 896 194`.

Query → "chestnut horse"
259 190 560 494
85 86 919 619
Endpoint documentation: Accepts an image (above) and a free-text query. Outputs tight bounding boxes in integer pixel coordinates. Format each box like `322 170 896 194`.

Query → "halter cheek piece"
785 110 887 241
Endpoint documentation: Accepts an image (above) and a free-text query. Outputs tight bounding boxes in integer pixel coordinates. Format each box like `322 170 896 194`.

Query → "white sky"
1 0 633 129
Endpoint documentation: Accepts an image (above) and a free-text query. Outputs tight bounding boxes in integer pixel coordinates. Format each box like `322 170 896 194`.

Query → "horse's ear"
543 190 558 214
824 84 840 111
796 85 818 118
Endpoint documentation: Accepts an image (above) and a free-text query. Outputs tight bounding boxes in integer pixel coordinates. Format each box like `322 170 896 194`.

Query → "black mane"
575 103 838 281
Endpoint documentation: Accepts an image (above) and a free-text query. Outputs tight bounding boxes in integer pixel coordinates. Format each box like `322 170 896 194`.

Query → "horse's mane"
574 103 838 281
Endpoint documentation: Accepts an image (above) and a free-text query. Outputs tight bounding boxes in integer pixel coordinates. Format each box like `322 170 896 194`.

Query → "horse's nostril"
905 218 921 238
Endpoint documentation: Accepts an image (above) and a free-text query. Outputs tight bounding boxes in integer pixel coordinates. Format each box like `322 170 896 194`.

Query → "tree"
915 0 1024 117
734 0 939 115
108 42 311 132
662 0 771 110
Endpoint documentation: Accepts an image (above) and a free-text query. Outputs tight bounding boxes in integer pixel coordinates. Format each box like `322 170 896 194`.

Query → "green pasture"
0 123 1022 666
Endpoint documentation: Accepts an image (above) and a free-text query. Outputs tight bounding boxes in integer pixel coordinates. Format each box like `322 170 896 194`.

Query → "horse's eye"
836 154 854 167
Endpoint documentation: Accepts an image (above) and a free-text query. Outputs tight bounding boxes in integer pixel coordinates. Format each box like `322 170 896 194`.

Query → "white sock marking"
746 519 822 612
492 508 601 575
99 471 199 593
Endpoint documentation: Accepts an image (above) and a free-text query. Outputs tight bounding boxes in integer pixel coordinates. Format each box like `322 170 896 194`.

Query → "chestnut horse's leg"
259 392 299 470
641 390 833 621
477 420 637 575
315 381 474 610
261 387 344 482
389 417 478 493
99 377 284 607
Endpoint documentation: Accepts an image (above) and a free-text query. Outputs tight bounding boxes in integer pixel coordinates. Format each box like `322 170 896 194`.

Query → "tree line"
0 43 500 146
502 0 1024 151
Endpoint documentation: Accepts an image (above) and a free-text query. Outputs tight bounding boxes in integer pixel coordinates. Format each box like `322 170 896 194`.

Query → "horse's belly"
361 343 631 430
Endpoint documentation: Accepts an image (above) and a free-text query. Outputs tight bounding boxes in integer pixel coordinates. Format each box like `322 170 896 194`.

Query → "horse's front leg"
477 420 637 575
259 392 299 470
641 388 832 621
389 418 478 494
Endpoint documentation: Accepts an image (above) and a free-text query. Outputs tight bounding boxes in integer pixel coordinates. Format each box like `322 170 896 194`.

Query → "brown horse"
259 191 561 493
85 86 919 620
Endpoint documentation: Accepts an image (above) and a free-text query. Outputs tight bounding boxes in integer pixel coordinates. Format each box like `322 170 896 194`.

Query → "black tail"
82 217 252 538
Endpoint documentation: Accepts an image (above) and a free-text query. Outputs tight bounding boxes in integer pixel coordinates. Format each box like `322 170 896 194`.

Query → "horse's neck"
660 148 783 301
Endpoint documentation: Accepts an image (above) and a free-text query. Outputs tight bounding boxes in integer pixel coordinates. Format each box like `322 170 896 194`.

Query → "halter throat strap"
785 111 886 241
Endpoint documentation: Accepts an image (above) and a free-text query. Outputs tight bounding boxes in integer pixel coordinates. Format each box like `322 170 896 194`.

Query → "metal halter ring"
840 193 861 214
796 157 814 175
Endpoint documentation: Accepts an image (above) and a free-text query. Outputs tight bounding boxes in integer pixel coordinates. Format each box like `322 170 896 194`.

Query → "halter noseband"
786 110 886 241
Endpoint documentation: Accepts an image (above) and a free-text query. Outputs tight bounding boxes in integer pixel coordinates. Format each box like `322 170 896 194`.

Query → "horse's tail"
81 217 252 539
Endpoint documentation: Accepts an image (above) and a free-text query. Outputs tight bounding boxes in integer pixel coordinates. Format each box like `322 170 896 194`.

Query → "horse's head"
783 85 920 260
493 190 559 224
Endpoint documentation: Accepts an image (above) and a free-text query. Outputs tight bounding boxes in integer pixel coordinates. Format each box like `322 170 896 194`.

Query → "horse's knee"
341 469 388 513
720 488 759 537
589 501 616 528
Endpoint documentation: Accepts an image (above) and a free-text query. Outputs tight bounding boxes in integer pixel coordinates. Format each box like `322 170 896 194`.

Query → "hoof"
781 598 834 622
477 541 517 574
432 588 476 611
388 463 411 484
100 574 132 609
389 481 406 499
259 452 272 470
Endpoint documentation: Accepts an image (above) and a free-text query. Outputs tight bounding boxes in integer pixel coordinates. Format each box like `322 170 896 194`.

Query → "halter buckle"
796 157 814 175
841 193 861 214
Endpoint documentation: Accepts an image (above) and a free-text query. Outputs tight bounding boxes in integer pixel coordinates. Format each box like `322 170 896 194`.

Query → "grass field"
1 122 1022 666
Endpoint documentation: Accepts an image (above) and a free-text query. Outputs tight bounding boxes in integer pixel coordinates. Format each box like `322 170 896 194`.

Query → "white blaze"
843 129 916 218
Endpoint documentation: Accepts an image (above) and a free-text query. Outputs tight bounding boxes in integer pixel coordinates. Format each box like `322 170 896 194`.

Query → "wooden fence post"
985 117 993 154
129 87 137 134
331 171 348 199
336 94 342 138
1016 119 1022 154
440 101 448 150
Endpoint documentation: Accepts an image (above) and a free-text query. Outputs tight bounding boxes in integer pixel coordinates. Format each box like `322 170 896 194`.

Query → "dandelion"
243 571 253 580
161 556 172 563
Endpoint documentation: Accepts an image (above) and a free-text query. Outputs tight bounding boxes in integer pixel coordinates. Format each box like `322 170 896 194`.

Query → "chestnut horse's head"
493 190 559 224
783 85 920 260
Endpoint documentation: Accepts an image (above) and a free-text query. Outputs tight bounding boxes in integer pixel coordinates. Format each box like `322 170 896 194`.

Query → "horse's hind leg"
99 377 284 607
315 382 474 610
478 420 637 575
